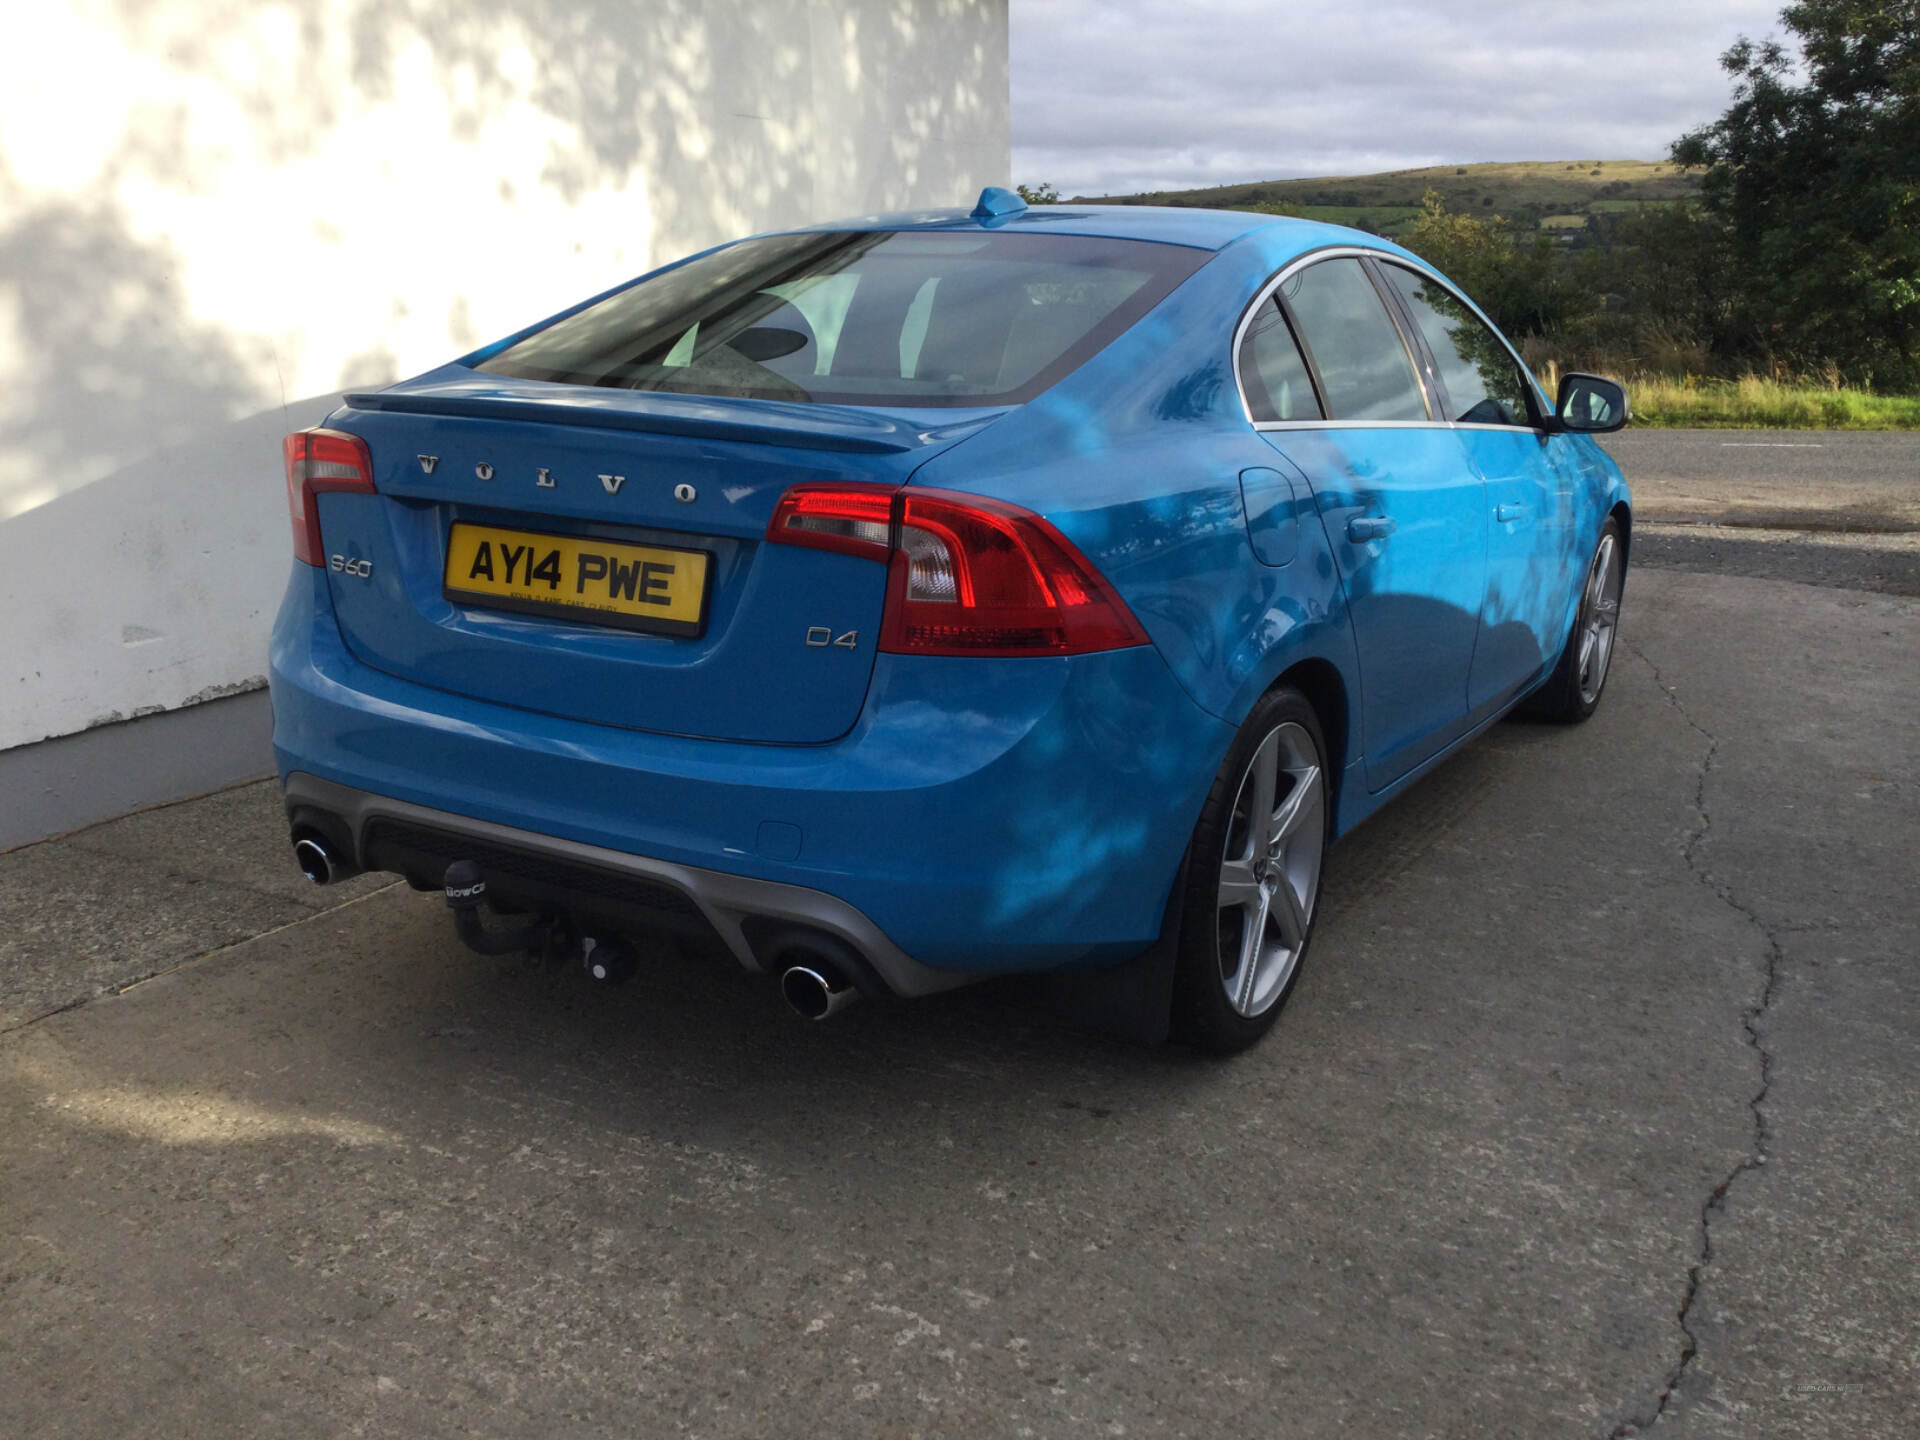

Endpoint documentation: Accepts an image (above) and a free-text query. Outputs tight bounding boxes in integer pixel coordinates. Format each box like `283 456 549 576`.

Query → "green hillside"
1079 160 1701 240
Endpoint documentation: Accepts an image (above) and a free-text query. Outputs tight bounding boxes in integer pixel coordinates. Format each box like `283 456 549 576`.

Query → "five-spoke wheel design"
1528 514 1627 723
1174 687 1330 1051
1577 529 1623 706
1215 720 1326 1017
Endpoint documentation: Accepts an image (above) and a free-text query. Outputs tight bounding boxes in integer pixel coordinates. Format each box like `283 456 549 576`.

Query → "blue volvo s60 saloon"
270 188 1631 1052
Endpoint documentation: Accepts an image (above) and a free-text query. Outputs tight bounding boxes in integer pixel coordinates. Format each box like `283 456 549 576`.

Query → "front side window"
1281 259 1429 423
1380 264 1536 427
1237 299 1324 422
478 231 1209 408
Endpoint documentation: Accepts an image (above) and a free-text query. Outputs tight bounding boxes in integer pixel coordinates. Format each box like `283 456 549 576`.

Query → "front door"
1374 261 1578 715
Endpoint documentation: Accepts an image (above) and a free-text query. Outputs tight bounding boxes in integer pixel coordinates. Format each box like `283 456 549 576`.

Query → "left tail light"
766 483 1149 657
283 428 375 566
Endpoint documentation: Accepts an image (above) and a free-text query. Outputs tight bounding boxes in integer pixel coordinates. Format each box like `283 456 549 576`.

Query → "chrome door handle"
1346 515 1396 542
1495 502 1527 522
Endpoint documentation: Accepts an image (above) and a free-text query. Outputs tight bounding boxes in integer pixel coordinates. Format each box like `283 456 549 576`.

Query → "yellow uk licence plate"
443 523 711 637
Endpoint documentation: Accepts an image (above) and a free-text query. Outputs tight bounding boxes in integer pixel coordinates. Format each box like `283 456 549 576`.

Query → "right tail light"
766 484 1148 657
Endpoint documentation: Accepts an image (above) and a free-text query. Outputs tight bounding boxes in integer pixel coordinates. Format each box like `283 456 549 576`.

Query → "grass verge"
1630 377 1920 430
1538 369 1920 430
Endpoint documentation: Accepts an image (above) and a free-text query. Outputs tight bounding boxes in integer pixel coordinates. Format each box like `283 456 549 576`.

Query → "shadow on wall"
0 188 273 521
0 0 1007 751
2 0 1007 513
97 0 1005 268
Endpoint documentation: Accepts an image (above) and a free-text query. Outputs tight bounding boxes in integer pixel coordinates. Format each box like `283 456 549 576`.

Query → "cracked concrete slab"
0 567 1913 1436
1619 573 1920 1438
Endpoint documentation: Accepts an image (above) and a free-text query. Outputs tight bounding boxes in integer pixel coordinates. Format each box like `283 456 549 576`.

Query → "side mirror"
1554 372 1630 434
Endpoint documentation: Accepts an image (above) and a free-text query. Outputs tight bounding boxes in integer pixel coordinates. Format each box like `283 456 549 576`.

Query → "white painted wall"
0 0 1009 751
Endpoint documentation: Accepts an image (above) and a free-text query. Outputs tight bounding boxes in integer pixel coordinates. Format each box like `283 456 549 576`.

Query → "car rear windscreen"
475 230 1211 407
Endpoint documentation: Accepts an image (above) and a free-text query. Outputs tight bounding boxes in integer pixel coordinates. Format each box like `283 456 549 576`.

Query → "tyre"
1172 686 1330 1054
1526 516 1626 723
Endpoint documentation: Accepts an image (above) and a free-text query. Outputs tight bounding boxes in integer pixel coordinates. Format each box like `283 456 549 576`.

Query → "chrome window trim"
1362 257 1439 423
1251 419 1447 432
1231 245 1552 434
1368 256 1553 432
1231 245 1400 427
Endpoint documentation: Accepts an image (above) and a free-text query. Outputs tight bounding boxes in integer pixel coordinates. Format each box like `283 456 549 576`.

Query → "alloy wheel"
1215 721 1326 1018
1577 532 1623 705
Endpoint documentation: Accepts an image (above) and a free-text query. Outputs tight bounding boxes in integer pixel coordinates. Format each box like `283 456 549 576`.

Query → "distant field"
1081 159 1700 241
1086 159 1697 211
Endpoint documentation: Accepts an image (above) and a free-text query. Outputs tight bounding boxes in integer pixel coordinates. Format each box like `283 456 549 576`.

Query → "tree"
1397 191 1588 337
1016 182 1060 205
1674 1 1920 387
1576 201 1735 362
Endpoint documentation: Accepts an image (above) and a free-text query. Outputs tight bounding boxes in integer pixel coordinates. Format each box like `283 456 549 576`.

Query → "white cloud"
1012 0 1788 196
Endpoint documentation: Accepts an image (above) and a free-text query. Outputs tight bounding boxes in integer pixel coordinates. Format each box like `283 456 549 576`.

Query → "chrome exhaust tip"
780 963 858 1020
293 835 335 886
583 936 638 985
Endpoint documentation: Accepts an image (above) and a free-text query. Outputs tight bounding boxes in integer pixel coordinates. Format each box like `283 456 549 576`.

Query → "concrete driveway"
3 434 1916 1437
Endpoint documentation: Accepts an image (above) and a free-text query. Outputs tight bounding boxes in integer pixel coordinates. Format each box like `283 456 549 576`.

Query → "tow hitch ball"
442 861 634 983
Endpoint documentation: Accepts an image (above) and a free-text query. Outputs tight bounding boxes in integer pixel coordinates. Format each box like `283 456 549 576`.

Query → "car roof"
793 203 1297 252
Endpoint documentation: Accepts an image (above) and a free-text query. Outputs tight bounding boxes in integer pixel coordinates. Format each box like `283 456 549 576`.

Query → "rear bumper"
268 567 1233 980
284 772 969 997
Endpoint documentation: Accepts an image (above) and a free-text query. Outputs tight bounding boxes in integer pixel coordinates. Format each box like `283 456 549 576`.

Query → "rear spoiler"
341 384 991 457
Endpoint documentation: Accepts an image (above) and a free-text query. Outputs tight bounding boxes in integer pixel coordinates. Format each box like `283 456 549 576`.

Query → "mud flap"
1042 845 1190 1047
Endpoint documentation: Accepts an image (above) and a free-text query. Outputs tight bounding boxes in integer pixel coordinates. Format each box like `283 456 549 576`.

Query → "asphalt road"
1601 428 1920 596
1602 429 1920 521
2 431 1916 1437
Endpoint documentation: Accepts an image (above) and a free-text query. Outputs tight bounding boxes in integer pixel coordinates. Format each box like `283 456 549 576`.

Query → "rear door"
1248 256 1488 792
1374 262 1577 715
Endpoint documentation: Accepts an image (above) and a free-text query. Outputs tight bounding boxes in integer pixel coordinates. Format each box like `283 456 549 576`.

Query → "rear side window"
1281 259 1429 422
1380 264 1537 427
477 231 1209 408
1237 300 1324 422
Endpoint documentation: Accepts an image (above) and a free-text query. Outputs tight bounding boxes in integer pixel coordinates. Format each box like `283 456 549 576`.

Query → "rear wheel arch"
1266 658 1348 818
1171 684 1332 1051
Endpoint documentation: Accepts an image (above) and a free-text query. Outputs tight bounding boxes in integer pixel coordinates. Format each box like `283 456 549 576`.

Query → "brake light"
764 483 1148 657
765 482 896 563
283 428 376 566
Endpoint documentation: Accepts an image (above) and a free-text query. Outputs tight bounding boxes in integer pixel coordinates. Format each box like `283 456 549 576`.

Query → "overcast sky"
1011 0 1791 197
